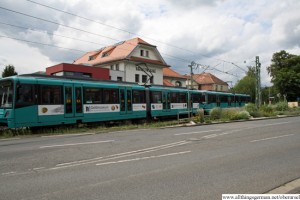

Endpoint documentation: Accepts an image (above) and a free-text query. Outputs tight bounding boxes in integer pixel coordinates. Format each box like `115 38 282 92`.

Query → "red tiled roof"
130 57 168 66
163 79 174 86
192 73 228 85
163 68 186 79
73 37 166 66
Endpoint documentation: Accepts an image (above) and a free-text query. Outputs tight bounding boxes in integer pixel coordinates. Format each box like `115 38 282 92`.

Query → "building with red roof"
163 68 187 87
187 72 229 91
73 37 169 85
46 63 109 80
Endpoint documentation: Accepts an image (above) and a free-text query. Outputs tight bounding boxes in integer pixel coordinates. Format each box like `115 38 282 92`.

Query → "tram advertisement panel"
38 105 64 116
132 104 146 111
83 104 120 113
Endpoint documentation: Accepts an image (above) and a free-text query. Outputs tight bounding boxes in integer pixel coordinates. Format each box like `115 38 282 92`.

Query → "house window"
175 81 182 87
142 75 147 83
135 74 140 83
102 52 109 57
116 63 119 71
140 49 149 57
150 76 153 84
110 65 114 70
117 77 123 82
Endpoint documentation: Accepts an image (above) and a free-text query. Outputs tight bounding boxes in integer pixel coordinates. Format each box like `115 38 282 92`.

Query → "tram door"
119 87 133 115
64 84 83 118
163 91 171 112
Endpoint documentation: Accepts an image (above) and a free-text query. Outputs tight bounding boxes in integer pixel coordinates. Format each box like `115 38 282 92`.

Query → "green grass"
0 120 181 139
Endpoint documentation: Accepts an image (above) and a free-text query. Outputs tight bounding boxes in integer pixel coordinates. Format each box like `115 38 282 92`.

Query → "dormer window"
140 49 149 57
102 52 109 57
88 56 95 61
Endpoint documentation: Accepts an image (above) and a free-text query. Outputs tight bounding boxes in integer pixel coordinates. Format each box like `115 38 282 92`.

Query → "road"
1 117 300 200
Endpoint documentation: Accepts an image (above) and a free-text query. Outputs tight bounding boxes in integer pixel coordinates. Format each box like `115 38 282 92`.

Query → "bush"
245 103 261 118
259 105 275 117
196 109 205 123
221 108 239 120
235 110 251 120
250 111 263 118
210 107 222 120
274 101 289 111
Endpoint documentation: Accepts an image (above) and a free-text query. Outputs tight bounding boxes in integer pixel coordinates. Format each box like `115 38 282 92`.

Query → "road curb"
161 114 300 129
267 177 300 194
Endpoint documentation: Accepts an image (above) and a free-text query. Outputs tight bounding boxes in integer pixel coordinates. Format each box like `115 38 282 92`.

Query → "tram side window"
40 85 62 105
192 94 201 102
179 93 187 103
133 90 145 103
220 95 228 103
207 94 216 103
103 89 118 104
150 91 162 103
170 92 186 103
0 81 14 108
84 88 102 104
16 84 34 106
200 93 206 103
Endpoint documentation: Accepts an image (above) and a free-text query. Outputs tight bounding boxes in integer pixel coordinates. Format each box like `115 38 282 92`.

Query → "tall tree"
2 65 18 78
231 66 256 102
267 50 300 101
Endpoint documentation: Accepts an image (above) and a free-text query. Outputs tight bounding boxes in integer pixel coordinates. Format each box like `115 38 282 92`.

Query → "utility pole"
189 61 195 90
255 56 262 108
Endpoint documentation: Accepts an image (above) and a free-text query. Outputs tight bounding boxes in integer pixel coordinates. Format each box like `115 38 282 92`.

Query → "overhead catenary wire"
0 4 248 77
24 0 248 73
25 0 198 55
0 20 191 64
0 21 107 47
0 6 119 42
0 35 86 53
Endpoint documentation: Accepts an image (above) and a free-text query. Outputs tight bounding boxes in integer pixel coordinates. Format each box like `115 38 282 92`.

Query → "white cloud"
1 0 300 86
0 37 54 75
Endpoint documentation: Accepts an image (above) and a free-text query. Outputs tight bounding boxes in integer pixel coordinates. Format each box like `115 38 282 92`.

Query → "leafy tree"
231 66 256 102
2 65 18 78
261 86 278 104
267 50 300 101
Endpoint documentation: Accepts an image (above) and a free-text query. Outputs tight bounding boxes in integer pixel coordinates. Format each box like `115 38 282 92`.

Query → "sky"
0 0 300 86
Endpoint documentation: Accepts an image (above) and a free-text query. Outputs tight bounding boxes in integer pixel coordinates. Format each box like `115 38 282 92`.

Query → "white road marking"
39 140 114 149
0 138 20 141
2 171 16 175
96 151 191 166
41 133 95 138
260 122 290 127
250 134 294 143
174 129 221 136
32 167 45 170
202 134 218 139
50 141 190 170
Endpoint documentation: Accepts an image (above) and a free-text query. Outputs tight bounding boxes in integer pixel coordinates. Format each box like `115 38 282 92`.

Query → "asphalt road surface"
1 117 300 200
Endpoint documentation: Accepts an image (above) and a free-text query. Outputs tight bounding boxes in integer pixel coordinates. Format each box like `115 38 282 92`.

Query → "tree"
231 66 256 102
2 65 18 78
267 50 300 101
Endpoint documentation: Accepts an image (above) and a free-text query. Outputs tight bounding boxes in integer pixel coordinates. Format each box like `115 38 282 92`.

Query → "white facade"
170 79 187 87
125 63 163 85
99 44 165 85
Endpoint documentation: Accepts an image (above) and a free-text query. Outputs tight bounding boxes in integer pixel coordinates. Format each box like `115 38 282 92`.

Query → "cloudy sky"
0 0 300 86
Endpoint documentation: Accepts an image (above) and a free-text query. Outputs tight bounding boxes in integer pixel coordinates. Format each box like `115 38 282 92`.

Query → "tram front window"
0 81 13 108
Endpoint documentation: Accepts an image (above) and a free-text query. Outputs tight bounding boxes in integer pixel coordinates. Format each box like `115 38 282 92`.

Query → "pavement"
267 177 300 194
